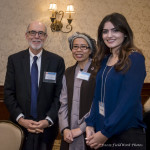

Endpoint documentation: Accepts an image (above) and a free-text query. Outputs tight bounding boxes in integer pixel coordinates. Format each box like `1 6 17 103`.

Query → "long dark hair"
94 12 142 73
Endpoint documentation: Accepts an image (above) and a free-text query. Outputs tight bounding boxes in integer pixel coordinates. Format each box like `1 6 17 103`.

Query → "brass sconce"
49 3 75 33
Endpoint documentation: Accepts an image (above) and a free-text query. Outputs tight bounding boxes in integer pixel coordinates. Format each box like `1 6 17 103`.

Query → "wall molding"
0 84 150 120
0 85 9 119
141 83 150 105
0 85 4 101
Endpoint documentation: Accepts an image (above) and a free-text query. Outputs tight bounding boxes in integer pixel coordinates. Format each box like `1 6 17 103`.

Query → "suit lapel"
22 49 31 96
21 49 49 100
38 50 49 92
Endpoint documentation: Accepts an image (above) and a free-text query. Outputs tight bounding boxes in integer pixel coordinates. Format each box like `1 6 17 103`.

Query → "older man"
4 21 65 150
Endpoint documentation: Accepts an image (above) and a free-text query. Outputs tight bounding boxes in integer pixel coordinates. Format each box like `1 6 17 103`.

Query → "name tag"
43 72 56 83
99 102 105 116
76 71 91 81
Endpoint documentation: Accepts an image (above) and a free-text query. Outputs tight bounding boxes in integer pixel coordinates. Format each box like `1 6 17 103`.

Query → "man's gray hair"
26 21 47 34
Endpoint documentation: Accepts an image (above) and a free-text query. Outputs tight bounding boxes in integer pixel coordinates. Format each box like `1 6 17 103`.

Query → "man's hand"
28 128 44 134
31 120 49 133
18 118 49 134
18 117 41 133
18 117 39 129
37 120 49 129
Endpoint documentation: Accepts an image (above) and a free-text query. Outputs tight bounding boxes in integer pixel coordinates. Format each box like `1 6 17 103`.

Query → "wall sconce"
49 3 75 33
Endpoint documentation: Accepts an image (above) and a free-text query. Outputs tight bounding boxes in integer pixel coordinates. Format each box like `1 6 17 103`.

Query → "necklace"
101 65 113 104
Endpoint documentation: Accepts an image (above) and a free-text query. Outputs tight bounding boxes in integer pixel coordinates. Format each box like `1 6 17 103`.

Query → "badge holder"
76 71 91 81
43 72 56 83
99 101 105 116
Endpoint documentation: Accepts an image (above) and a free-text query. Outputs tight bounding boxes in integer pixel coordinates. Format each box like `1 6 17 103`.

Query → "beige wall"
0 0 150 84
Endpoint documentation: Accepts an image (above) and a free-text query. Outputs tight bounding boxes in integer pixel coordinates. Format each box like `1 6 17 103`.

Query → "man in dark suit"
4 21 65 150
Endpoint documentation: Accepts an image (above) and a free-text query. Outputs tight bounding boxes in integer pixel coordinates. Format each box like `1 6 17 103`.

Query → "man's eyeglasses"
27 30 47 37
72 45 90 50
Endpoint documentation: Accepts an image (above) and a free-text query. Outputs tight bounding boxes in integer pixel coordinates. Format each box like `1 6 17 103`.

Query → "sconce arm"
50 8 73 33
57 11 64 22
61 24 72 33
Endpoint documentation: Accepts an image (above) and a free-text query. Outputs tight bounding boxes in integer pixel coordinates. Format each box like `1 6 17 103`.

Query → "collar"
29 49 43 60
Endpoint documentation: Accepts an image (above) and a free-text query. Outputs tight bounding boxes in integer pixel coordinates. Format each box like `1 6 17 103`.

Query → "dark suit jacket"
4 49 65 143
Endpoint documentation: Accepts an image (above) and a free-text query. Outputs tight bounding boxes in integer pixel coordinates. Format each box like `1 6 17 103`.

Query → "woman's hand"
63 129 73 143
86 126 95 142
86 131 108 149
71 128 82 138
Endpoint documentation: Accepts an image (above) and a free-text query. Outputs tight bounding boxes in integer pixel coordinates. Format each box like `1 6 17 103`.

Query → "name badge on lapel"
43 72 56 83
76 71 91 81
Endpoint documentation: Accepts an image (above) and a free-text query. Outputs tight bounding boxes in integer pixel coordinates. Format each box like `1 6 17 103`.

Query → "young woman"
85 13 146 150
59 32 97 150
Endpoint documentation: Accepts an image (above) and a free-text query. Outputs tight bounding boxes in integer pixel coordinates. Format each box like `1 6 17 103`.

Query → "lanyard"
101 65 113 103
